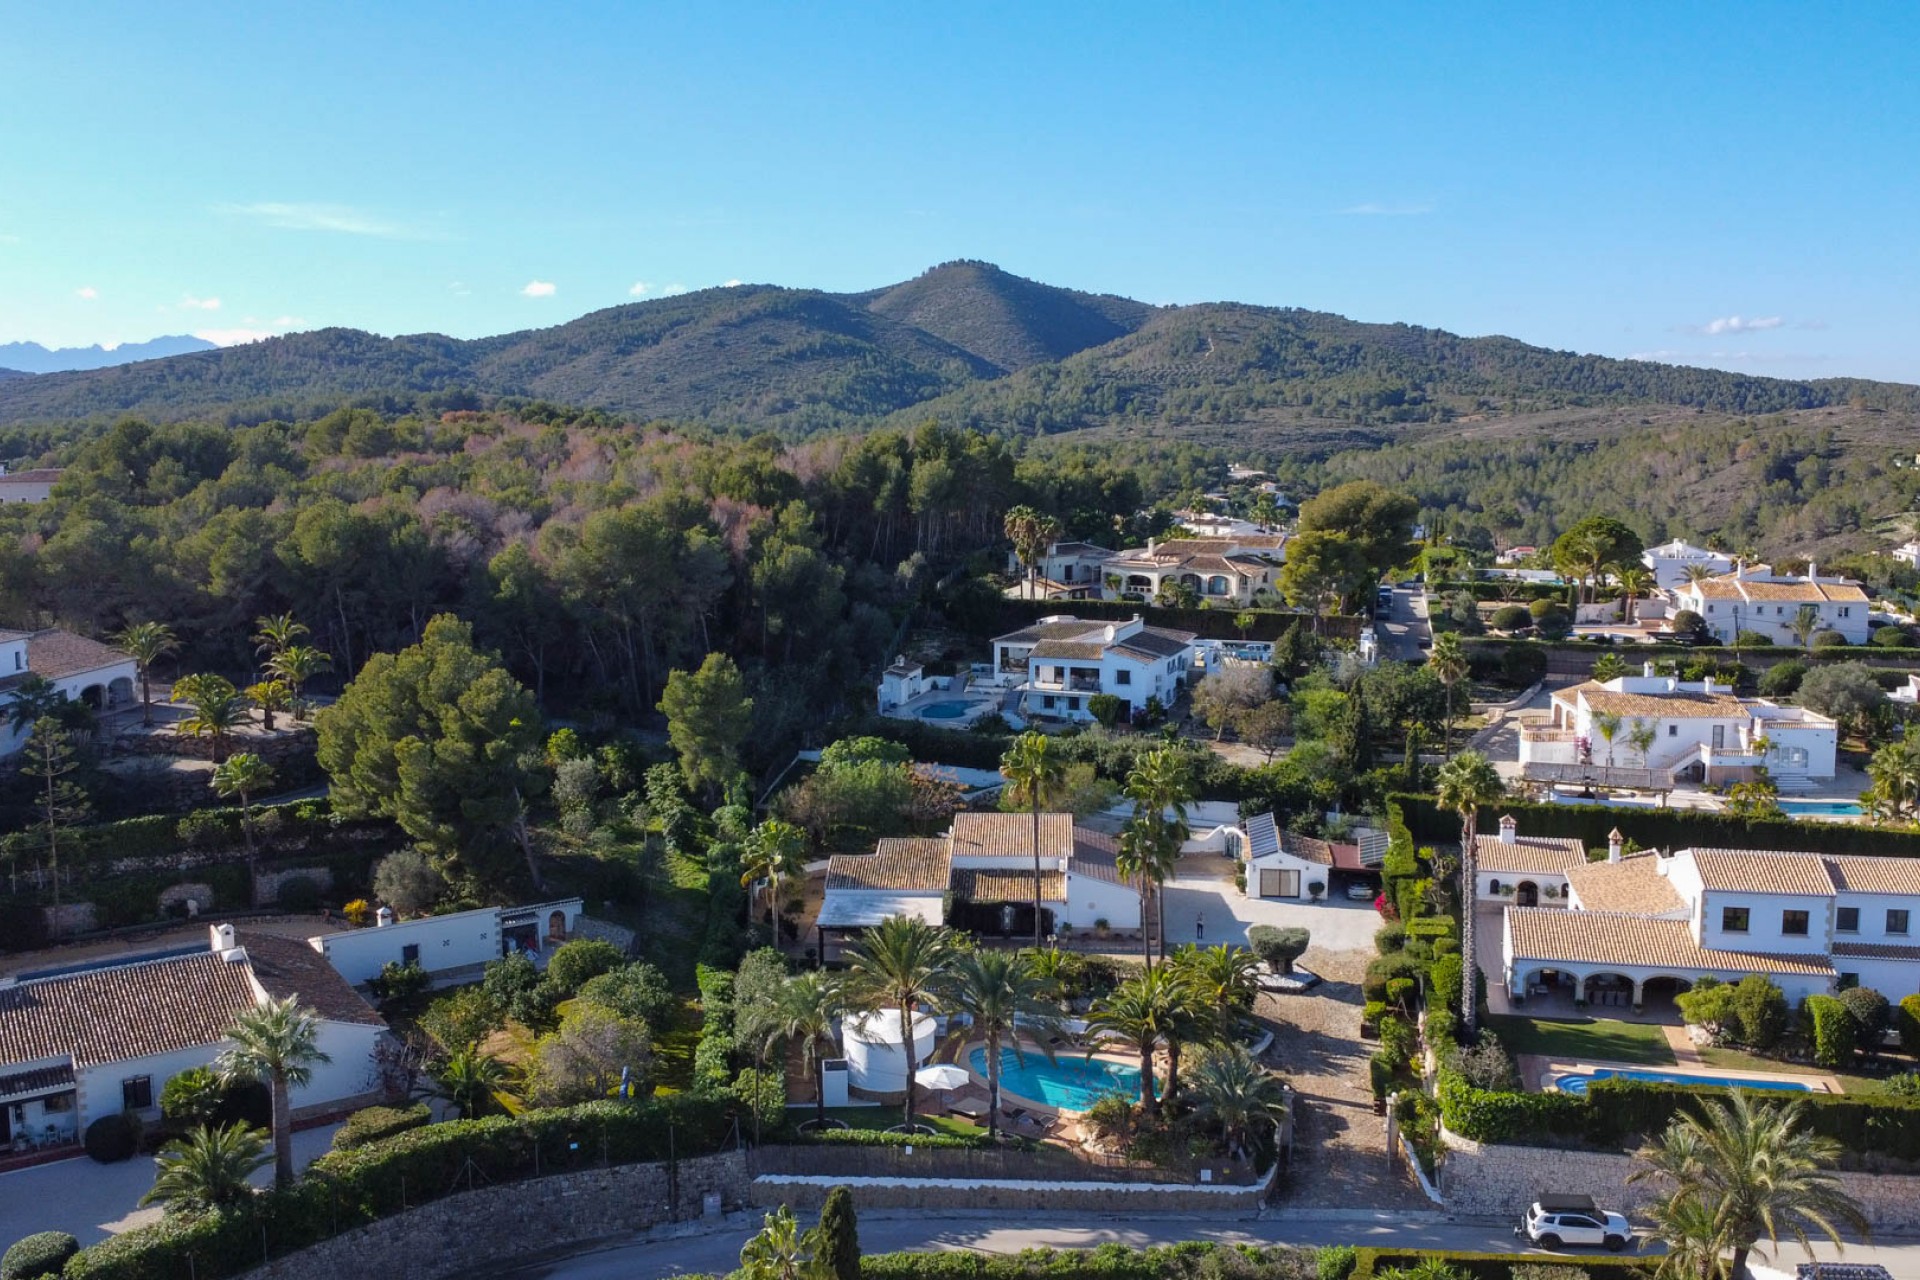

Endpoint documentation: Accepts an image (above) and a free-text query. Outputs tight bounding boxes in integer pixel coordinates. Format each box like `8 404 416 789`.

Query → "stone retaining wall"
1441 1129 1920 1231
752 1165 1275 1213
240 1151 747 1280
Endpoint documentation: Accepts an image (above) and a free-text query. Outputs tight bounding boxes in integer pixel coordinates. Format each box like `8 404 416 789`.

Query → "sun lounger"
947 1096 989 1121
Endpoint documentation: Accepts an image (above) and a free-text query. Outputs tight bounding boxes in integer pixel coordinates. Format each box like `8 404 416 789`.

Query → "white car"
1345 882 1376 901
1518 1196 1632 1251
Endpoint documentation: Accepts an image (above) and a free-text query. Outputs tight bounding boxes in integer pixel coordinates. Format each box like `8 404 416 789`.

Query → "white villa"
310 898 583 986
1501 840 1920 1010
1893 541 1920 568
989 615 1196 723
0 629 139 755
1242 812 1380 899
0 469 63 505
1520 665 1838 786
1005 541 1115 600
1669 566 1871 646
1101 535 1287 607
0 925 387 1150
1641 539 1736 590
815 812 1141 947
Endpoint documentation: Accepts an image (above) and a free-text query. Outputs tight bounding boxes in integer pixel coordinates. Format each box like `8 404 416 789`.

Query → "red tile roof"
0 951 257 1069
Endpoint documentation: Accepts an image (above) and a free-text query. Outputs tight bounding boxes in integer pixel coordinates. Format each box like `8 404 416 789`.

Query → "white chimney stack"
1701 675 1715 695
210 922 236 954
1642 661 1655 678
1498 814 1517 845
376 906 396 928
1608 828 1624 864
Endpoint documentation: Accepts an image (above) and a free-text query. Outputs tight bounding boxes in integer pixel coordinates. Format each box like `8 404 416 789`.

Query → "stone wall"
1441 1129 1920 1232
752 1166 1276 1213
240 1151 747 1280
254 865 334 907
158 882 215 914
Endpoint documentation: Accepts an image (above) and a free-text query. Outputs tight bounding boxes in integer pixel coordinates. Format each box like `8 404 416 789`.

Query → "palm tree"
1086 966 1184 1116
112 620 177 728
172 674 253 762
842 916 956 1132
1000 731 1066 948
217 996 331 1189
1629 1090 1868 1280
1434 750 1504 1034
1123 745 1193 961
139 1122 272 1213
740 819 809 925
252 613 310 663
1168 943 1262 1044
1428 633 1469 758
1863 727 1920 828
1116 818 1181 969
1645 1188 1736 1280
1616 563 1654 623
1002 505 1062 597
938 950 1063 1140
1790 604 1823 650
266 644 332 713
1593 711 1623 767
210 752 274 865
1684 562 1718 585
737 1205 818 1280
423 1043 515 1120
246 678 293 733
762 971 843 1131
1187 1043 1292 1163
1629 718 1660 769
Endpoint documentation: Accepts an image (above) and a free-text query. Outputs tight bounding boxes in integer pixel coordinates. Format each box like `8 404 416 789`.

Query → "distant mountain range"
0 335 218 376
0 262 1913 432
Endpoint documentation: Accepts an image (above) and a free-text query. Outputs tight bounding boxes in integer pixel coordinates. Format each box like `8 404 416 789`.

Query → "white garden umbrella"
914 1063 972 1092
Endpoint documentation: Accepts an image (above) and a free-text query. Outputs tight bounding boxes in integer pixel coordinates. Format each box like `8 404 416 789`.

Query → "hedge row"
63 1096 739 1280
853 1244 1648 1280
796 1127 1020 1152
1349 1252 1648 1280
1389 793 1920 860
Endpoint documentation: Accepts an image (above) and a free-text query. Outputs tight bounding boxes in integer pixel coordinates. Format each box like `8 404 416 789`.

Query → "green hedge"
982 597 1364 644
331 1104 430 1150
1349 1252 1648 1280
793 1127 1020 1152
860 1243 1307 1280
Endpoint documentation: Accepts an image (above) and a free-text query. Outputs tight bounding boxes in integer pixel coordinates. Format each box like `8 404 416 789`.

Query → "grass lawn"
1488 1014 1678 1066
810 1105 986 1140
1694 1044 1901 1096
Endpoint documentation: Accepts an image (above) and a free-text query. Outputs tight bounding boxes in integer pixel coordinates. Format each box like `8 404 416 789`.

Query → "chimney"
1642 661 1655 678
210 922 236 954
1701 675 1715 695
1498 814 1517 845
376 906 396 928
1608 828 1624 864
1807 560 1818 582
1147 538 1158 555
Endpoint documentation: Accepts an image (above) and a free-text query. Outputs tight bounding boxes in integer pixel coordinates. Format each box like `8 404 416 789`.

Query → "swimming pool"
918 698 984 720
968 1045 1145 1111
1778 799 1865 817
1553 1067 1815 1096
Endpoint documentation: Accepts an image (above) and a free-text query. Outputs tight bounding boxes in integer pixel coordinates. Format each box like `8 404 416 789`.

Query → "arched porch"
1514 879 1539 907
1507 962 1698 1020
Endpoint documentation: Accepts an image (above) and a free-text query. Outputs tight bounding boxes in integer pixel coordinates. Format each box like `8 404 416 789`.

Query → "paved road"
502 1210 1920 1279
1377 587 1431 662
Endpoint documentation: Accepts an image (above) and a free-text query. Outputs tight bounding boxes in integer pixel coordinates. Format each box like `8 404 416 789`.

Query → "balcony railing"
1520 727 1579 743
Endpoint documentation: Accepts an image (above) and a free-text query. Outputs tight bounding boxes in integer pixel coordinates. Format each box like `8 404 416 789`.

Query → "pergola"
1520 762 1674 805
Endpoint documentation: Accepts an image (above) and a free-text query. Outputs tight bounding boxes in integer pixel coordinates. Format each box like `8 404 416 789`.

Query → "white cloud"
220 201 409 237
179 293 222 311
659 283 688 297
75 286 98 300
521 280 557 298
193 327 281 347
628 281 652 297
1700 314 1784 335
1340 201 1434 216
723 279 743 287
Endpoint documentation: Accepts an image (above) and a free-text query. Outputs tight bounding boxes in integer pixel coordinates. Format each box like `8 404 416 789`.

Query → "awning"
815 893 945 930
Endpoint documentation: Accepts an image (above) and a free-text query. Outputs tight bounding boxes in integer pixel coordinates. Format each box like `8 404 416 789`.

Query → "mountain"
0 265 1914 433
0 369 27 382
0 335 217 375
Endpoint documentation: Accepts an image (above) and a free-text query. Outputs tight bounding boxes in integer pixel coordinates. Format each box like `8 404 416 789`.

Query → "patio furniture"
947 1096 990 1121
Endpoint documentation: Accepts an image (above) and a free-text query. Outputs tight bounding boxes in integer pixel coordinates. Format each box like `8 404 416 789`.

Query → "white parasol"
914 1063 972 1092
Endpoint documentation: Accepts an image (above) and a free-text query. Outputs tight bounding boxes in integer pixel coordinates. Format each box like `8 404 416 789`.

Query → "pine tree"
21 717 90 910
815 1185 860 1280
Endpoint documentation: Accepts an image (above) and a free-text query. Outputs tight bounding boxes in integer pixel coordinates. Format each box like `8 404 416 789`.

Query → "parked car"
1345 882 1376 901
1517 1195 1631 1251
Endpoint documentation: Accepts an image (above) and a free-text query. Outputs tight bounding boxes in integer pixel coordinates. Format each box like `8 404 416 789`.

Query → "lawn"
1488 1014 1678 1066
810 1105 987 1140
1694 1044 1900 1096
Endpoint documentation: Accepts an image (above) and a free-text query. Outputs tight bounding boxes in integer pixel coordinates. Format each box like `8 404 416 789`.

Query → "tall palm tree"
252 613 311 662
1116 817 1181 970
1168 943 1262 1045
1187 1043 1292 1163
1616 564 1654 623
842 916 956 1132
217 996 331 1189
1629 1090 1868 1280
1086 966 1184 1116
762 971 843 1131
1790 604 1823 650
938 950 1063 1140
211 752 274 867
422 1043 515 1120
139 1122 272 1213
1000 732 1066 947
172 674 253 762
1123 745 1193 961
1629 718 1660 768
740 819 809 925
1645 1188 1735 1280
1434 750 1504 1034
112 620 177 728
1427 633 1469 758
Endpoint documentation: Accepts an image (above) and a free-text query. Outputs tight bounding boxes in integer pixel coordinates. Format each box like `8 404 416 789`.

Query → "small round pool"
968 1045 1146 1111
918 698 983 720
1553 1067 1815 1096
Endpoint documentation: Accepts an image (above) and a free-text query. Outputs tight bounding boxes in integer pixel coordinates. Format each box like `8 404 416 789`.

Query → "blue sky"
3 3 1917 380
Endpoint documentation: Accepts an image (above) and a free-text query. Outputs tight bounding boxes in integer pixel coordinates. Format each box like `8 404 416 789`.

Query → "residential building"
1004 541 1115 599
876 657 933 713
1241 812 1377 899
1494 546 1539 566
988 615 1195 723
1503 842 1920 1009
0 925 385 1147
1669 566 1871 646
309 898 583 986
0 629 140 755
1471 816 1589 906
1101 535 1287 606
1893 541 1920 569
1641 539 1735 590
1519 665 1837 784
0 469 63 504
815 812 1141 946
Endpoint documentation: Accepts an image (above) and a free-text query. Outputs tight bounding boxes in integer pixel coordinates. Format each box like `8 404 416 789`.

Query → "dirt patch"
1259 948 1426 1209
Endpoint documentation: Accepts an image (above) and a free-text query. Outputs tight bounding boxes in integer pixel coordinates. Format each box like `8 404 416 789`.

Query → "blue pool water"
1778 799 1865 817
918 699 981 720
1554 1068 1814 1096
968 1046 1145 1111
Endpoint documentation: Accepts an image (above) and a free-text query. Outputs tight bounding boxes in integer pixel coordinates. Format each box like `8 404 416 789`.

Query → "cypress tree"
815 1185 859 1280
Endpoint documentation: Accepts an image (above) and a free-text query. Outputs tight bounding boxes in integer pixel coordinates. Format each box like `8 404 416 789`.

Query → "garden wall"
240 1152 747 1280
1440 1129 1920 1231
750 1163 1277 1213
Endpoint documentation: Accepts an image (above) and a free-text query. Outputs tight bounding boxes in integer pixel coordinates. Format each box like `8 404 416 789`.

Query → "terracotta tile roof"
826 839 951 892
1279 832 1337 866
1823 856 1920 896
0 469 62 484
1069 828 1130 887
0 1062 74 1098
1566 684 1748 719
1688 849 1837 896
951 812 1074 860
1472 835 1588 873
1029 640 1106 660
1565 855 1686 916
1507 908 1835 976
1685 576 1869 604
1831 941 1920 962
235 932 384 1026
26 629 133 681
952 868 1064 902
0 950 256 1069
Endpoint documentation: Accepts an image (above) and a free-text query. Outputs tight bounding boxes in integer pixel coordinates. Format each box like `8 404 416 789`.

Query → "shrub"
420 985 507 1050
1 1232 79 1280
1532 607 1572 641
332 1104 431 1150
1375 923 1407 954
1807 995 1857 1068
692 1033 734 1095
368 960 431 1005
1900 994 1920 1057
1248 925 1310 974
1490 605 1531 632
215 1079 273 1130
342 898 374 927
1873 625 1914 648
816 1185 860 1280
1453 1037 1517 1092
1384 978 1416 1011
159 1066 224 1129
1378 1018 1416 1069
1811 631 1850 649
1729 975 1789 1050
1087 693 1127 728
575 962 675 1029
1317 1246 1359 1280
1511 1267 1590 1280
1500 644 1548 688
274 874 323 911
1669 609 1706 638
1428 953 1462 1016
372 848 447 916
1367 1052 1395 1100
83 1113 140 1164
1839 986 1891 1051
1758 660 1808 698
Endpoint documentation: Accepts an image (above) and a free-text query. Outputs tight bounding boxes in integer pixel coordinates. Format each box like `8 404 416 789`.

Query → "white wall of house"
294 1020 387 1109
1060 874 1142 929
1694 889 1833 956
1008 620 1193 723
1643 541 1734 590
1246 852 1323 900
1831 895 1919 949
1476 869 1570 904
1674 584 1871 646
0 651 140 756
1836 958 1920 1003
314 911 504 985
76 1042 227 1131
1755 719 1838 779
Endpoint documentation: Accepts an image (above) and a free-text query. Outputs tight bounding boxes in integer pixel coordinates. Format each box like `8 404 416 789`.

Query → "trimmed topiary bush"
1811 631 1850 649
333 1103 432 1150
1758 660 1808 698
1807 994 1857 1068
1899 994 1920 1058
1490 605 1531 632
1248 925 1310 974
83 1113 140 1164
1 1232 79 1280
